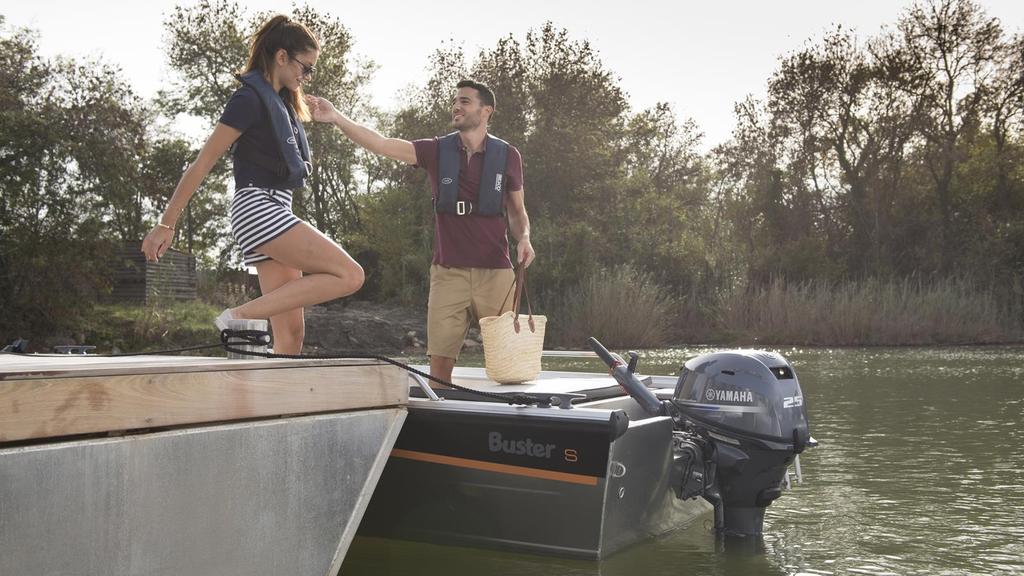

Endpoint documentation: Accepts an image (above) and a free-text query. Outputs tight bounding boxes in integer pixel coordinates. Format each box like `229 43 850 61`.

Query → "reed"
551 265 680 349
716 276 1022 345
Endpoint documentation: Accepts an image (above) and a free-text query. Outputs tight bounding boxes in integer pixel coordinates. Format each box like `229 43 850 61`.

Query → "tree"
0 20 154 340
618 104 718 295
897 0 1003 271
764 27 924 275
715 96 838 284
983 33 1024 215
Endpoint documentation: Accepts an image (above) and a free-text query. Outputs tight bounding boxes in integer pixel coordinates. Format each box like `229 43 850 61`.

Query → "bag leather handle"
498 266 535 334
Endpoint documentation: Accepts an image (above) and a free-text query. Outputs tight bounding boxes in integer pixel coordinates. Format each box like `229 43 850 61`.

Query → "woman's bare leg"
232 223 363 322
252 260 304 354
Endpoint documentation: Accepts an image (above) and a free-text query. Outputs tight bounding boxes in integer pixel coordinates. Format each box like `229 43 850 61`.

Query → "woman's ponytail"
243 15 319 121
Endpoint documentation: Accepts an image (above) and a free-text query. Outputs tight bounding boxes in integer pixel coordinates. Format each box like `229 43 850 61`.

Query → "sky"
3 0 1023 147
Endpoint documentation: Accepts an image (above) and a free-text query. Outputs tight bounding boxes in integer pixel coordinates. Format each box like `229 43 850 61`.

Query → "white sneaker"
214 308 235 331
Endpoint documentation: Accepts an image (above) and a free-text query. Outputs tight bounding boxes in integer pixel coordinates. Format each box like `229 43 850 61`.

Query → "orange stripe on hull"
390 448 600 486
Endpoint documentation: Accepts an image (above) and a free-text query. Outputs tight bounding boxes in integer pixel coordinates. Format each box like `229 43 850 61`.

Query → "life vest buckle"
456 200 473 216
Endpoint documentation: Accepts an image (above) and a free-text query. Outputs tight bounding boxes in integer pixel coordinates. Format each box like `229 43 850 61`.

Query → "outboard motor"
587 338 814 539
672 350 813 537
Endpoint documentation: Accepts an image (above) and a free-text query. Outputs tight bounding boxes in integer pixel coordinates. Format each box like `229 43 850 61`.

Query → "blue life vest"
436 132 509 216
233 71 312 190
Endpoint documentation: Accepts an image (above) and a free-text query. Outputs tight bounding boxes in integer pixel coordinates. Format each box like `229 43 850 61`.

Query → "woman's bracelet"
157 223 175 232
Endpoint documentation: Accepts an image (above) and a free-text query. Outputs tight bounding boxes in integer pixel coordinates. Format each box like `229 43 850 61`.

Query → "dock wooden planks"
0 354 408 443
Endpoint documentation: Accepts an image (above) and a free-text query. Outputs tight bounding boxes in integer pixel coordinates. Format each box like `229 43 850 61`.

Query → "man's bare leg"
430 355 456 388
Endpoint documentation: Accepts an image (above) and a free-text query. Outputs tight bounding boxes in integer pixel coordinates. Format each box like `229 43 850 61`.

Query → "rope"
107 343 227 357
218 329 537 406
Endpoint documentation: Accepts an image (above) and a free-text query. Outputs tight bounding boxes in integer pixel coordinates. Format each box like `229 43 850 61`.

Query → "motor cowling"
671 350 811 537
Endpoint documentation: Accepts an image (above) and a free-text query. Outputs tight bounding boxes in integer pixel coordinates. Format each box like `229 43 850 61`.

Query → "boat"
1 335 815 567
357 338 815 559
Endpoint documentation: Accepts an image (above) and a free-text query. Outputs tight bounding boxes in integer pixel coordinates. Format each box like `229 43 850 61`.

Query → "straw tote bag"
479 267 547 384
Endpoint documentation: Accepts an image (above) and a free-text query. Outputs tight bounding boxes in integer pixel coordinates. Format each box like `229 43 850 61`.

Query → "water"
341 346 1024 576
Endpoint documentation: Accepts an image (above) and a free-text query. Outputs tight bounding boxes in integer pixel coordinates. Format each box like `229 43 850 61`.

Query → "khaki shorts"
427 265 516 359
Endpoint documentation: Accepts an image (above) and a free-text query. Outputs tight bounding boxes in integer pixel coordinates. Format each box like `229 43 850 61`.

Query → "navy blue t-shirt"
219 85 302 191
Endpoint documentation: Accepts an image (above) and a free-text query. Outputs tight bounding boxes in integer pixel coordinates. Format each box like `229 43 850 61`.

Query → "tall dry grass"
717 276 1022 345
550 265 680 349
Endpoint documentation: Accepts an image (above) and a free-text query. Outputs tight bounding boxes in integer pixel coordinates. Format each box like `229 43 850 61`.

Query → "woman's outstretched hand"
305 95 339 123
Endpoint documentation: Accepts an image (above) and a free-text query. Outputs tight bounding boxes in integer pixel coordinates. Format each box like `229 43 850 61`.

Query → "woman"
141 15 363 355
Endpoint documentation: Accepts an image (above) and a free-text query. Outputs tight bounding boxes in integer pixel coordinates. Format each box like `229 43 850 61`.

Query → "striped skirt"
229 187 303 266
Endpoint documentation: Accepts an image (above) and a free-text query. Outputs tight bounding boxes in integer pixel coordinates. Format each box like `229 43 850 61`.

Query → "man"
307 80 535 383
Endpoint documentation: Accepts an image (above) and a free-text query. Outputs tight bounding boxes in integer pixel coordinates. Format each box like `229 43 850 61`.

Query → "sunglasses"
289 54 315 79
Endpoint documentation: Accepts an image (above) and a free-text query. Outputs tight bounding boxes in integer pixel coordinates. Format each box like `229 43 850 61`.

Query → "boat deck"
411 364 677 403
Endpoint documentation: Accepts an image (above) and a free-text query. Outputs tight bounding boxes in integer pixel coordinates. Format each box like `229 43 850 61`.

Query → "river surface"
340 346 1024 576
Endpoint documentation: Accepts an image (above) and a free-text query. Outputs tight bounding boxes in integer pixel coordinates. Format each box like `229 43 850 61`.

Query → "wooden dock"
0 354 406 443
0 353 409 576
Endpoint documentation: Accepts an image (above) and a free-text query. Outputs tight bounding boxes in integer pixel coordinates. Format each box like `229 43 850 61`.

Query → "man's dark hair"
456 79 496 109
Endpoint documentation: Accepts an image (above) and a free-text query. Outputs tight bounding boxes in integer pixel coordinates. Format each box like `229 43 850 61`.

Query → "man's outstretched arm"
306 95 417 165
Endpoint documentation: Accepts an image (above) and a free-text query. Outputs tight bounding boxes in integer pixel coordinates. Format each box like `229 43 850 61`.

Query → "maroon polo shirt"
412 135 524 269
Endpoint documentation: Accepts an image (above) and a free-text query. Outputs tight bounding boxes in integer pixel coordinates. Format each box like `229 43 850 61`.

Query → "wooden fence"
105 241 197 303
